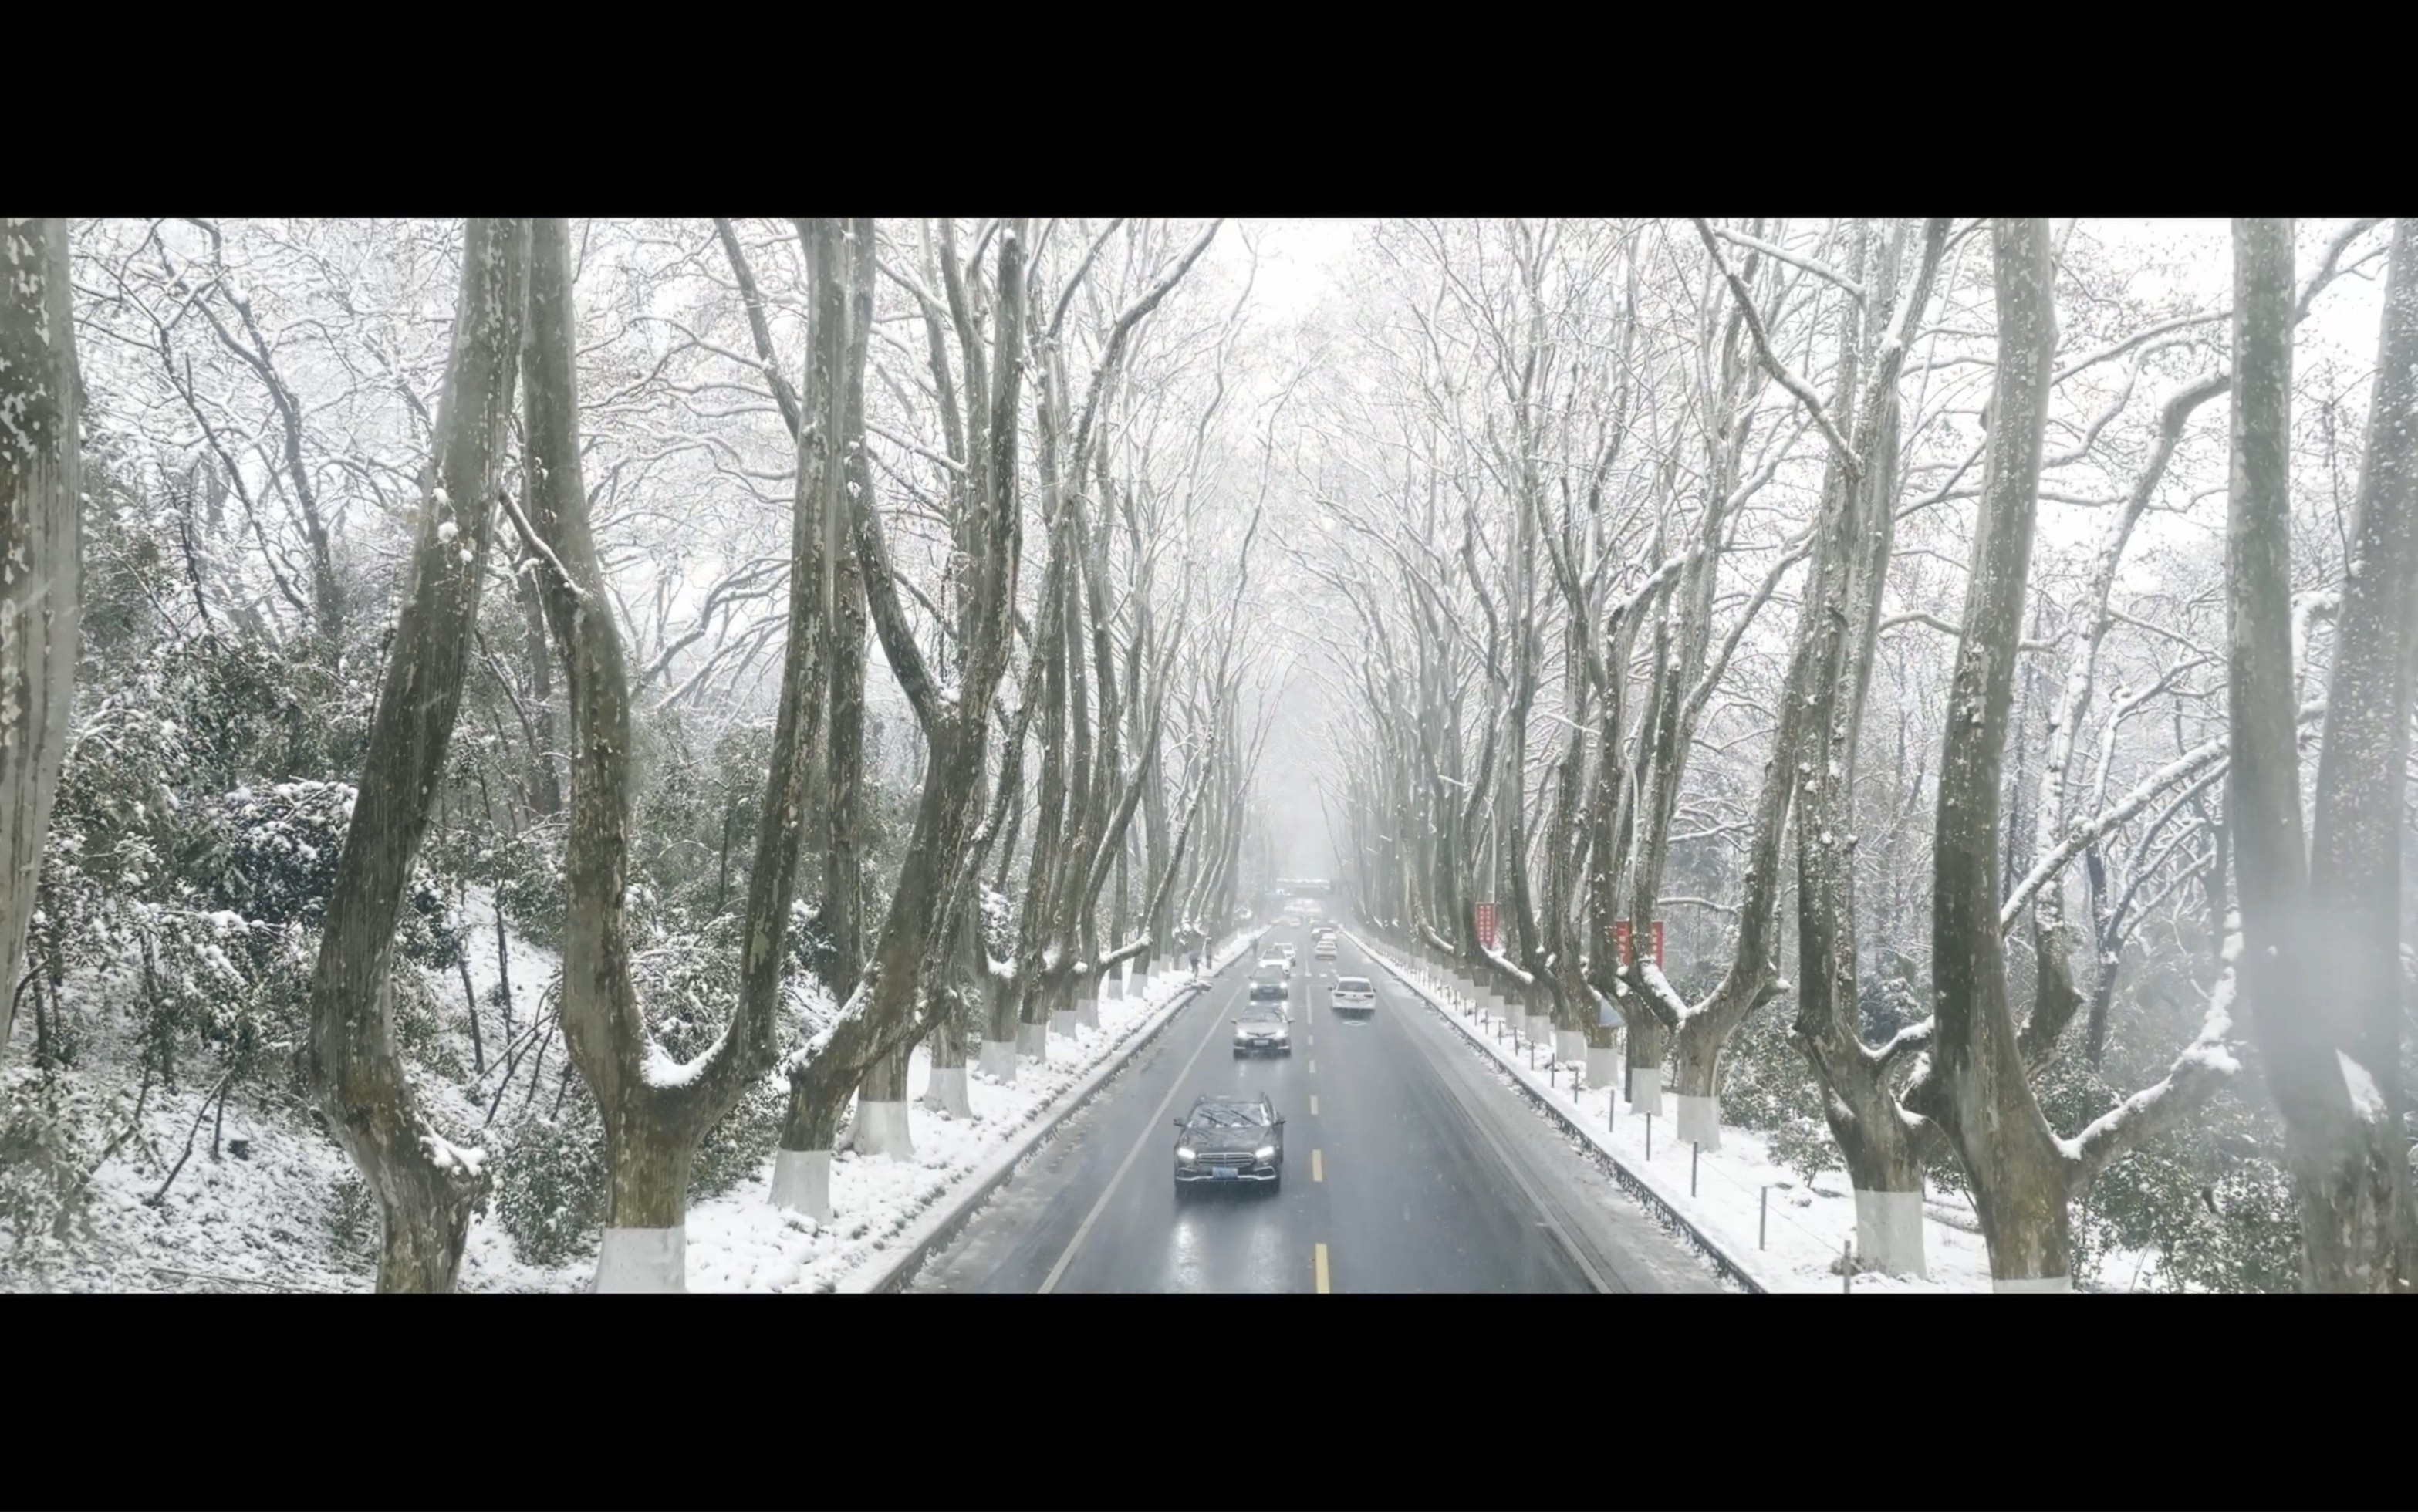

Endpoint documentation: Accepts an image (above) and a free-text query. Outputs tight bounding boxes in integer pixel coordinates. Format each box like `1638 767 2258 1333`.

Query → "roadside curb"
846 927 1267 1294
1345 930 1775 1295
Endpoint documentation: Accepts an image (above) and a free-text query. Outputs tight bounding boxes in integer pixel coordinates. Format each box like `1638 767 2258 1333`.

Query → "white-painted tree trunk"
768 1149 833 1221
1629 1063 1663 1113
1852 1189 1927 1277
1016 1020 1049 1060
1049 1007 1078 1038
853 1099 914 1160
1555 1030 1586 1064
978 1038 1017 1086
1102 967 1124 1002
1991 1274 2073 1294
1675 1093 1721 1149
594 1227 687 1292
1585 1045 1620 1092
1074 994 1099 1030
921 1064 972 1119
1525 1012 1553 1048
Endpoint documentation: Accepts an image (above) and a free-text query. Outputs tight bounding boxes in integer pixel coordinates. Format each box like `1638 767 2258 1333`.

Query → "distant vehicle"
1332 976 1376 1018
1247 977 1292 1015
1258 948 1292 977
1232 1003 1292 1056
1174 1092 1285 1191
1275 941 1297 964
1315 935 1336 960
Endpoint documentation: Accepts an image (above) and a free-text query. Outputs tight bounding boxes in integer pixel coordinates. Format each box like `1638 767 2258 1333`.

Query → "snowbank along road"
908 925 1724 1293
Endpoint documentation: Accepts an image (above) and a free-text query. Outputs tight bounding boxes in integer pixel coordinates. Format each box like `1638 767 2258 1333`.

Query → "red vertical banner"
1613 920 1663 967
1474 903 1497 951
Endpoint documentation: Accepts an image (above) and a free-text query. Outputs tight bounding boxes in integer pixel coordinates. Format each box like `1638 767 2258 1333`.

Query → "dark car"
1232 1003 1292 1056
1173 1092 1285 1192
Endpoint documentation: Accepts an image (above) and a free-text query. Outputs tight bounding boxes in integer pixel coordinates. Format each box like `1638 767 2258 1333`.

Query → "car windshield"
1189 1102 1268 1129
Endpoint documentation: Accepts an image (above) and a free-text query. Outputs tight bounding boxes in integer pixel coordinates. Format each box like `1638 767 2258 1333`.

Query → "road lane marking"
1396 994 1615 1294
1310 1095 1318 1115
1315 1243 1330 1294
1312 1149 1323 1182
1037 972 1247 1294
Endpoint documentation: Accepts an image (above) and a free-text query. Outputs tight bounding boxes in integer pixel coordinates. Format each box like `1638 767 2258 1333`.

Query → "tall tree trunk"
520 569 560 818
2265 218 2418 1291
306 217 529 1292
0 218 81 1054
1916 217 2076 1289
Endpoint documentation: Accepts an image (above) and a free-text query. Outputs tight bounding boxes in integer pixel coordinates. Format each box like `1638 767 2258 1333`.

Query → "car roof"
1191 1091 1268 1107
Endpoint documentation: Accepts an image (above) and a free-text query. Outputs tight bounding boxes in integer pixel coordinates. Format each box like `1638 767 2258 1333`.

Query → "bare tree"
306 218 529 1292
516 217 811 1289
1912 218 2237 1288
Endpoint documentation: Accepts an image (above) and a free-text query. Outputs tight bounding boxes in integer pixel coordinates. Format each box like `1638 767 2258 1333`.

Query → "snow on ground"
5 905 1257 1294
1350 931 1998 1294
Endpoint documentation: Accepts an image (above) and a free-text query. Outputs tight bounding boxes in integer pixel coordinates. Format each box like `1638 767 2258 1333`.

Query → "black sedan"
1174 1092 1285 1192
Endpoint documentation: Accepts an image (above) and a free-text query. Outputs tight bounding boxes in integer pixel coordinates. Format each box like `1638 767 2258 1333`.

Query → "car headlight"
1177 1146 1198 1163
1254 1145 1276 1159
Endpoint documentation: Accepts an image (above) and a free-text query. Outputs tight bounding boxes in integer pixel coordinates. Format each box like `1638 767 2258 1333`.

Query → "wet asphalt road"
908 925 1723 1294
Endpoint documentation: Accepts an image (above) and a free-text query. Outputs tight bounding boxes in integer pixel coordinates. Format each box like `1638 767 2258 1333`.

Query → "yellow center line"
1312 1149 1324 1182
1314 1242 1330 1294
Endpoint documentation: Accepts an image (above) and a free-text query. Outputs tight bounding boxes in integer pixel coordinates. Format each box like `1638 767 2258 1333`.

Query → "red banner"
1614 920 1663 968
1474 902 1497 952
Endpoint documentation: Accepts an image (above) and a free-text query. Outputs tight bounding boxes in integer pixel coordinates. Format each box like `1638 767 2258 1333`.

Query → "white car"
1275 941 1298 964
1332 976 1376 1018
1314 935 1337 960
1258 951 1292 977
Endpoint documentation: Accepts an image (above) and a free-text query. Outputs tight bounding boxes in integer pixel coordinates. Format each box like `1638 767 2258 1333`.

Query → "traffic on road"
909 906 1724 1294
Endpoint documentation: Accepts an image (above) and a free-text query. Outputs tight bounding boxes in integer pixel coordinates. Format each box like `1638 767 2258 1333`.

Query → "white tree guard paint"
594 1226 687 1292
1851 1189 1927 1277
1074 995 1099 1030
854 1099 914 1160
768 1148 833 1220
1016 1021 1048 1059
921 1065 972 1119
1101 966 1124 1002
1525 1012 1554 1048
1554 1029 1586 1065
1049 1007 1078 1039
1629 1063 1663 1113
1584 1045 1620 1094
1991 1274 2073 1294
1674 1093 1721 1149
978 1038 1017 1086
